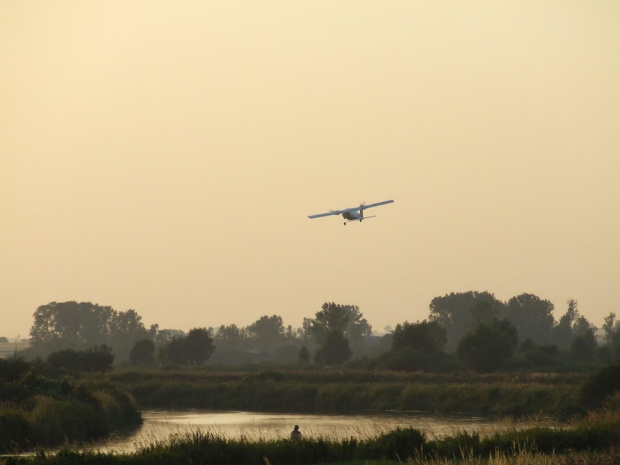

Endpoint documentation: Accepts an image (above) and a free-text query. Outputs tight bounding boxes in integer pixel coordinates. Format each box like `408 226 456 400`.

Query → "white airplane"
308 200 394 225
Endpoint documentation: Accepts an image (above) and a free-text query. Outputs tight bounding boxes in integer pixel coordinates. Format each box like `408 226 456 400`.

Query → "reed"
0 377 141 453
4 410 619 465
108 370 583 416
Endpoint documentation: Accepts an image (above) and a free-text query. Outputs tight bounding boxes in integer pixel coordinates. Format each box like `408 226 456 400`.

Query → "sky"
2 1 619 340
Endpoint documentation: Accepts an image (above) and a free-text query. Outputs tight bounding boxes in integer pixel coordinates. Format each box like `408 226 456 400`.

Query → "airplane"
308 199 394 225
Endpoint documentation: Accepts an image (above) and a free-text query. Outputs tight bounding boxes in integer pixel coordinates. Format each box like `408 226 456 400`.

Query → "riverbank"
0 371 141 454
3 410 619 465
104 369 587 417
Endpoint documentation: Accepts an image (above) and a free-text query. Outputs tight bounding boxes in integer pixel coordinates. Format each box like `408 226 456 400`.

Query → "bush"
47 345 114 372
580 363 620 409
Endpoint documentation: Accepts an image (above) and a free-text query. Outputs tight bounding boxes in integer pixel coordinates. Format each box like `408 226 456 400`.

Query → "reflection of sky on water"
87 410 554 454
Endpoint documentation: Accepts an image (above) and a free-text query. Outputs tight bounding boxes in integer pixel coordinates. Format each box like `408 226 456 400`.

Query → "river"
87 410 549 453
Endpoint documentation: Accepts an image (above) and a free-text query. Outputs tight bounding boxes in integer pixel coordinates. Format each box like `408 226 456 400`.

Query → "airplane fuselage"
307 199 393 225
342 211 362 221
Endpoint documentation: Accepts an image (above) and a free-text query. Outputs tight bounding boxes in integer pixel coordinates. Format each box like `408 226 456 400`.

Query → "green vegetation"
46 345 114 372
18 293 620 370
6 294 620 462
2 410 620 465
105 369 586 417
0 359 141 453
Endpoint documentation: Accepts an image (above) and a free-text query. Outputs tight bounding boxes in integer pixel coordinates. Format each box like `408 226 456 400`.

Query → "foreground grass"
3 410 619 465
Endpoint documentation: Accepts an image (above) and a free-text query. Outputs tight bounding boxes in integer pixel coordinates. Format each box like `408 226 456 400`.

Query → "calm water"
87 410 547 453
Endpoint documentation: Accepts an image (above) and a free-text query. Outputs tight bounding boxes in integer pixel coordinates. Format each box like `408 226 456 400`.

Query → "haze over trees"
28 301 155 362
457 319 519 372
15 290 620 372
158 328 215 365
429 291 504 351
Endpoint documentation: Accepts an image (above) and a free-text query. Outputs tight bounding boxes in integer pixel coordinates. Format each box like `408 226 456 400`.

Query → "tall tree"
315 330 352 366
246 315 286 351
391 320 446 355
215 324 248 349
305 302 372 355
457 319 518 372
429 292 505 351
158 328 215 365
110 309 150 342
602 313 620 359
130 339 156 365
30 302 151 347
185 328 215 364
602 313 619 346
552 299 580 349
505 293 555 344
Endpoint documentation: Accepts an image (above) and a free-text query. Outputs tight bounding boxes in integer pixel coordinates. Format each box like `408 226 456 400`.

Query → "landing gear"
344 221 347 226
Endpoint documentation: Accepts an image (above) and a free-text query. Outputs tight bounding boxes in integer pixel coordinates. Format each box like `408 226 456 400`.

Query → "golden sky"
2 1 619 339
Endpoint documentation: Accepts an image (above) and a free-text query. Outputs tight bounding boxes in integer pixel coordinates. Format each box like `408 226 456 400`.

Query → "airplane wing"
308 210 342 219
362 199 394 209
308 200 394 219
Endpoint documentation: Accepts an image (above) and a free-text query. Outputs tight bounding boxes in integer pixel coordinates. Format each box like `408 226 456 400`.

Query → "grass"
102 369 585 417
0 375 142 453
2 410 620 465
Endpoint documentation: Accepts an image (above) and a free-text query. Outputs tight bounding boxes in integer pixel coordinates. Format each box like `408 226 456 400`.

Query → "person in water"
290 425 302 439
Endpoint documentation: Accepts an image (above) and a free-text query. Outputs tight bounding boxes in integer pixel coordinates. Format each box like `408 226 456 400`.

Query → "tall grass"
0 378 141 453
105 370 584 416
5 410 620 465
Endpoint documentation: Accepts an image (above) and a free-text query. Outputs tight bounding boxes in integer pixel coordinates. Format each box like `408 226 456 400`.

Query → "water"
88 410 546 453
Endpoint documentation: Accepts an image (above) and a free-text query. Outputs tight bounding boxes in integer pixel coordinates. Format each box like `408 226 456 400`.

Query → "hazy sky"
2 1 619 339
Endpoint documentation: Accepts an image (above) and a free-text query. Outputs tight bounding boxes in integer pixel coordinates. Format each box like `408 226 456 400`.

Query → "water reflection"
90 410 545 454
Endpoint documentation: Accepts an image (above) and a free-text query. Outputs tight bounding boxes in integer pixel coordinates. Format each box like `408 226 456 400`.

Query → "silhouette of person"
290 425 302 439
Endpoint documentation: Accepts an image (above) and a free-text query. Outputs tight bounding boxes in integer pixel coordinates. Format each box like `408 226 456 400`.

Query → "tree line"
20 292 620 372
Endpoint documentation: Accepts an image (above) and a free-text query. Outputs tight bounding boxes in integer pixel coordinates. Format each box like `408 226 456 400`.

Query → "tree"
305 303 372 356
551 300 596 353
552 299 579 349
28 301 155 365
602 313 619 346
505 294 555 344
375 321 447 372
215 324 247 349
570 316 597 362
29 301 124 345
159 336 187 365
129 339 156 365
429 292 505 351
299 346 310 365
457 319 518 372
185 328 215 364
158 328 215 365
154 329 186 344
30 301 151 348
246 315 286 352
391 320 446 354
602 313 620 359
109 309 150 343
315 330 352 366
